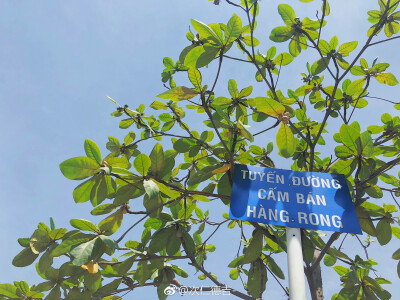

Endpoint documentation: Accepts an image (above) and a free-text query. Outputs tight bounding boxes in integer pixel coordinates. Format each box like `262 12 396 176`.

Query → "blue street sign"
229 164 361 234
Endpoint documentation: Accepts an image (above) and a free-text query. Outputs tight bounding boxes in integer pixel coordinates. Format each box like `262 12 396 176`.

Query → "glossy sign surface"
229 164 361 234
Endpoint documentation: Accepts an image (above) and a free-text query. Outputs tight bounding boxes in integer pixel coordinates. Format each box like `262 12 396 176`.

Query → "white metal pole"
286 227 307 300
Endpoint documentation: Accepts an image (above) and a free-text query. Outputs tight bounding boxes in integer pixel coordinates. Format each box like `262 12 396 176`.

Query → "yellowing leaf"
249 97 285 117
375 73 399 86
81 261 99 274
156 86 199 101
211 164 231 175
276 123 296 158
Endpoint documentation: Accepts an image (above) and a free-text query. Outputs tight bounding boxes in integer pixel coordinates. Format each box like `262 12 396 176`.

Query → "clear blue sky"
0 0 399 299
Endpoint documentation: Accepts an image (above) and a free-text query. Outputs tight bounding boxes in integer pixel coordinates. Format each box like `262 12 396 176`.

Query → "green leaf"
228 79 239 98
393 248 400 260
73 177 97 203
247 259 267 298
330 36 338 49
171 265 188 278
339 124 360 153
323 254 337 266
242 230 263 264
188 69 202 89
0 284 19 298
398 261 400 278
273 52 294 66
356 207 377 236
358 132 374 157
134 153 151 176
346 78 366 95
166 233 181 256
70 219 99 233
266 256 285 279
106 157 130 169
333 265 350 276
182 232 196 256
84 139 102 165
149 228 171 253
228 256 244 268
150 100 168 110
119 118 134 129
335 145 355 158
70 237 103 266
289 35 302 57
114 182 144 205
365 185 383 198
376 219 392 245
59 157 99 180
184 45 220 69
229 268 239 280
278 4 296 26
18 238 30 247
270 26 294 42
49 228 67 240
173 138 193 153
249 97 285 117
276 123 296 158
311 57 330 75
338 41 358 56
150 143 165 178
84 272 101 292
375 73 399 86
191 19 222 45
163 57 174 69
51 232 93 257
330 159 355 177
98 209 124 236
351 66 366 76
12 247 39 267
225 14 242 43
238 86 253 98
156 86 199 101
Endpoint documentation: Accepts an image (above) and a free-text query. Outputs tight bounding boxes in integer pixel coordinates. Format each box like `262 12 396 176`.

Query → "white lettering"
296 193 305 204
269 209 278 221
280 210 289 222
247 206 256 218
258 207 267 219
298 212 308 224
316 195 326 206
258 172 265 181
311 177 320 188
258 189 266 199
267 189 276 201
277 175 285 184
320 214 331 226
332 215 343 228
242 170 248 180
278 191 289 202
332 179 341 189
292 176 300 186
309 213 319 225
249 171 257 181
301 177 311 186
306 193 316 205
321 178 331 188
267 173 274 183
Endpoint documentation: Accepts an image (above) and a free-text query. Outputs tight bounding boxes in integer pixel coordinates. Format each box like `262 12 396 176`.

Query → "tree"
1 0 400 299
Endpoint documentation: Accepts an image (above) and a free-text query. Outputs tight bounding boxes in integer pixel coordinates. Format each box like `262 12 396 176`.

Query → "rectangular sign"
229 164 361 234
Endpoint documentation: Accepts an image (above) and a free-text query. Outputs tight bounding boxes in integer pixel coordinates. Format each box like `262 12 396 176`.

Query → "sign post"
286 227 307 300
228 164 361 300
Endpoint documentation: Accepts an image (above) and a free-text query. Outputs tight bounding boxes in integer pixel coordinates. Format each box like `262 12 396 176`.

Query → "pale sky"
0 0 399 299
